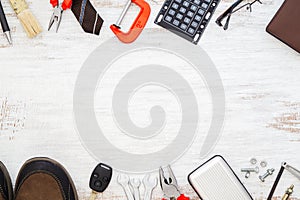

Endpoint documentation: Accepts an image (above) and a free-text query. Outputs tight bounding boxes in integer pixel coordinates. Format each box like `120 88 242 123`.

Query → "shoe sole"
0 162 13 200
16 157 79 200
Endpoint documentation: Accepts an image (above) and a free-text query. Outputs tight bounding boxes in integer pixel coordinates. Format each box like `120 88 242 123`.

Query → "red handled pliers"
48 0 72 32
159 165 190 200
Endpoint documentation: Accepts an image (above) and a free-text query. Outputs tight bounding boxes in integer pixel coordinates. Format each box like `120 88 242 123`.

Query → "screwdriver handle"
61 0 72 10
0 1 10 32
88 190 98 200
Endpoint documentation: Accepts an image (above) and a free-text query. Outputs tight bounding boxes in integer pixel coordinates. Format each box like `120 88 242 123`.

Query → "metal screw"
259 168 275 182
241 166 259 173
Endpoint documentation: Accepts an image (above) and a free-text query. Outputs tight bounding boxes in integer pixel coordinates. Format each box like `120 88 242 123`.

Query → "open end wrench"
130 178 141 200
117 174 135 200
143 174 157 200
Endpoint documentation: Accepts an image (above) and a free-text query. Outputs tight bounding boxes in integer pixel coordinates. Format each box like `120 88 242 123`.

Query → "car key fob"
89 163 113 192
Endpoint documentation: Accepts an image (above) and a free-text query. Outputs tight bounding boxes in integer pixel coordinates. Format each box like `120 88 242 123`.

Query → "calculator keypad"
155 0 220 44
198 9 205 15
183 17 191 24
176 13 184 20
179 7 187 13
183 1 190 7
194 0 200 5
172 3 179 9
190 5 197 11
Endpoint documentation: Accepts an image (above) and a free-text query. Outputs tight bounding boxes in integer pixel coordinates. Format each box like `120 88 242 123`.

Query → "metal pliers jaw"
159 166 190 200
159 166 181 199
48 6 63 32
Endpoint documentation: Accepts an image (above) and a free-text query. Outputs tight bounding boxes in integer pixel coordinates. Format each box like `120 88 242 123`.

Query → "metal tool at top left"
48 0 72 32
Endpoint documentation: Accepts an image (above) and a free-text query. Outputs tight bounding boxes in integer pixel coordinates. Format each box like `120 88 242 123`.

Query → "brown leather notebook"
266 0 300 53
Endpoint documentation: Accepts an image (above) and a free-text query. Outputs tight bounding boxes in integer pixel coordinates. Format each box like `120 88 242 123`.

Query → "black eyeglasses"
216 0 262 30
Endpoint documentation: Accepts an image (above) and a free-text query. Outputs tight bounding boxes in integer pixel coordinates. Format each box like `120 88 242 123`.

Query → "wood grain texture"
0 0 300 199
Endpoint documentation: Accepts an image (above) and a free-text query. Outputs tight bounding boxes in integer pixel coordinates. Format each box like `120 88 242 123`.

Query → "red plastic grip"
62 0 72 10
50 0 58 7
162 194 189 200
110 0 151 43
177 194 190 200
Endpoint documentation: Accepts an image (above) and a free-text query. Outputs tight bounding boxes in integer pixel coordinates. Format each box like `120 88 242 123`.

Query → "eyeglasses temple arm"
223 14 232 30
216 0 243 26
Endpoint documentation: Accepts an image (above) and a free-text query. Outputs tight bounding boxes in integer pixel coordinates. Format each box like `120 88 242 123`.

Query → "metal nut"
260 161 267 168
250 158 257 165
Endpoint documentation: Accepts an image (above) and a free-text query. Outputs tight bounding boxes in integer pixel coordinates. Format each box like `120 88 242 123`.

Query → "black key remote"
89 163 113 193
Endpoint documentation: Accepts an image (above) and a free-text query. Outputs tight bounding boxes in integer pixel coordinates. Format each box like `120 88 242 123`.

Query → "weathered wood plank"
0 0 299 199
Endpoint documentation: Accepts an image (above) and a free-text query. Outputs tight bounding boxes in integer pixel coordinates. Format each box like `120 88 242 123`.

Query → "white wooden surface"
0 0 300 199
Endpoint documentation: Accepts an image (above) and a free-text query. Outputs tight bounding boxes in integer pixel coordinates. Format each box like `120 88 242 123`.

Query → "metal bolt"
259 168 275 182
245 171 251 178
241 166 259 173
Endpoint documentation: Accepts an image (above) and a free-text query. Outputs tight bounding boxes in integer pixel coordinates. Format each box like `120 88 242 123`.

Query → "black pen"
0 0 12 44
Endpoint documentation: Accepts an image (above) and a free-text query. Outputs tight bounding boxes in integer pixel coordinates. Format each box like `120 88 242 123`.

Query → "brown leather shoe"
14 157 78 200
0 161 13 200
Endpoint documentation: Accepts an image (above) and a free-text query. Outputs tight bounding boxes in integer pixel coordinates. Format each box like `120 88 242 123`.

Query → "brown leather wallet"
266 0 300 53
